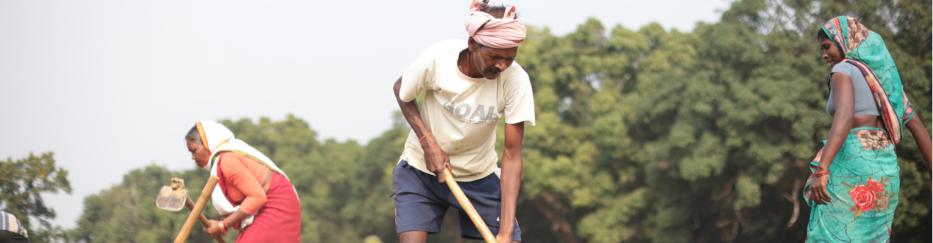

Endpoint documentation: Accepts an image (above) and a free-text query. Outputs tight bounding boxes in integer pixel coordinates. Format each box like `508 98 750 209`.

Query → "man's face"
469 41 518 79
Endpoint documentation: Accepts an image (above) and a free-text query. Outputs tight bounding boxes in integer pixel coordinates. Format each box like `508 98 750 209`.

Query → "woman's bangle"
813 170 829 178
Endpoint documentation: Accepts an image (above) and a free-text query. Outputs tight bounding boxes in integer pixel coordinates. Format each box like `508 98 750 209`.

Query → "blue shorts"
393 160 522 241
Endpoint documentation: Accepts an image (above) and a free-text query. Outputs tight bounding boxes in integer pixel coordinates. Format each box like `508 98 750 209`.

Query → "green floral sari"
804 16 914 242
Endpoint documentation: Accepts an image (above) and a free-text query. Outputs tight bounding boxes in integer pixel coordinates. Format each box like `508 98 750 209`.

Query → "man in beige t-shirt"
391 2 534 243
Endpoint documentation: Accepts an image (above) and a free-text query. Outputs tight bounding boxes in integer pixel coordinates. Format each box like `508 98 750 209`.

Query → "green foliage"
67 165 219 242
68 115 407 243
0 152 71 242
64 0 930 242
514 0 931 242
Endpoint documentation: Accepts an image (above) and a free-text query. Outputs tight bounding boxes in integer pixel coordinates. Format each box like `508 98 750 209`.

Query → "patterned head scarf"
820 16 913 143
820 16 871 54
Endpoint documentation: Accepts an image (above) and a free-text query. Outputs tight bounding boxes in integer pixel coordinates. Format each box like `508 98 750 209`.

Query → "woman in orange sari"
185 120 301 242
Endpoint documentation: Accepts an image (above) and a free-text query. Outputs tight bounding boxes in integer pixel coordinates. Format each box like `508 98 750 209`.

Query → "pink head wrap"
464 0 526 49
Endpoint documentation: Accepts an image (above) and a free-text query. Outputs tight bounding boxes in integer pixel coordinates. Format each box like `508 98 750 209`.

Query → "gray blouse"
827 62 879 116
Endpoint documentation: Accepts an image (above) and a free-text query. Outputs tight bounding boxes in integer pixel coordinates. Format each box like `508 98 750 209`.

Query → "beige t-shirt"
398 39 536 182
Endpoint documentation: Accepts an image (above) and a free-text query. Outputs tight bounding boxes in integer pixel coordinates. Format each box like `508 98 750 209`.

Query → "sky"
0 0 733 229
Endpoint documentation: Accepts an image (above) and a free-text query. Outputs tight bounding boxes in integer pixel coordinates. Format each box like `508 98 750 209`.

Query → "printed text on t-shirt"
443 101 499 124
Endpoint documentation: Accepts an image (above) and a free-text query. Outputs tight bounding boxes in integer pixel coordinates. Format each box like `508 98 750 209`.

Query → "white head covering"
194 120 296 228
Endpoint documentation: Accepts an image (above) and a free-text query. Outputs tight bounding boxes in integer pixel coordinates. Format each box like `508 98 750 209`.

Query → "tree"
513 0 931 242
66 0 931 241
68 165 219 243
0 152 72 242
70 115 408 242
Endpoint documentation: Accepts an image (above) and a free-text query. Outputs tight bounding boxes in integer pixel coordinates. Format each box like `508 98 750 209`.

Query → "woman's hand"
808 170 832 204
203 219 227 237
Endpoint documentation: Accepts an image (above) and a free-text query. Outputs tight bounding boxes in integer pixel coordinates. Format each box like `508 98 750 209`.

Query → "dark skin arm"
810 72 856 204
394 76 522 243
907 114 932 173
496 123 524 243
393 77 451 183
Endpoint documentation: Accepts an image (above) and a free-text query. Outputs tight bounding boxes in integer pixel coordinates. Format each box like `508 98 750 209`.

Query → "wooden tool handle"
174 176 219 243
185 198 226 243
443 168 496 243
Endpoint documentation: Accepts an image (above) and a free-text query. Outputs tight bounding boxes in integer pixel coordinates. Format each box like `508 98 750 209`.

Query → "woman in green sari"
805 16 932 242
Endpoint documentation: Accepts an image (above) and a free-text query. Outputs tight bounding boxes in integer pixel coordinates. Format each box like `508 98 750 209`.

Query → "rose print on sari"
854 129 890 150
846 177 890 218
